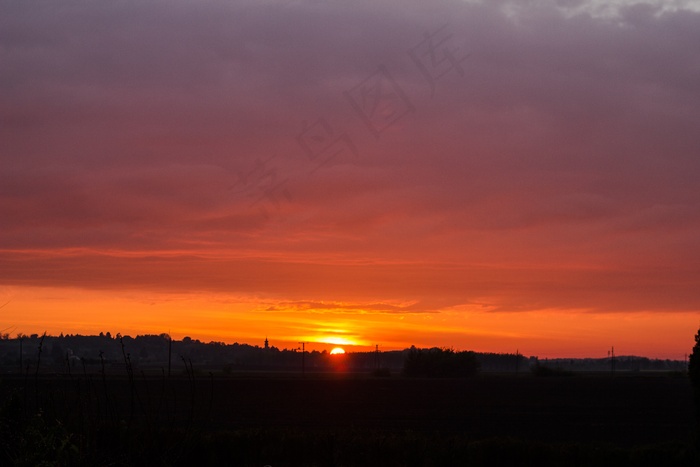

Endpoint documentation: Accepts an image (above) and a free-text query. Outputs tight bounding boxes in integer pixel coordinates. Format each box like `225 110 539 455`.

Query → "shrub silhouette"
403 347 479 377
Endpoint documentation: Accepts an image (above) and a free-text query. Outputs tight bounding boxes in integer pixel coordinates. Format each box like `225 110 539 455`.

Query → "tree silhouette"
689 326 700 449
690 328 700 385
689 327 700 423
403 347 479 377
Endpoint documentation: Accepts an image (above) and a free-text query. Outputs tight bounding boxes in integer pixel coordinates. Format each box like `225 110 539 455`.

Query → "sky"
2 0 700 359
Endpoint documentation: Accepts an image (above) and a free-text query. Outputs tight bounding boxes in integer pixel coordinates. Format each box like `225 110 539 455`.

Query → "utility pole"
299 342 305 376
375 344 380 370
168 335 172 378
610 346 615 375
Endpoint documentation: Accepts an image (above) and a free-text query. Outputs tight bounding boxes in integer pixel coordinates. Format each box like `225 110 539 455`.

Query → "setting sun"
330 347 346 355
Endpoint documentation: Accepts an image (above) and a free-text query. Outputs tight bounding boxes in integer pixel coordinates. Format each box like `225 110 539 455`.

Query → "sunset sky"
2 0 700 358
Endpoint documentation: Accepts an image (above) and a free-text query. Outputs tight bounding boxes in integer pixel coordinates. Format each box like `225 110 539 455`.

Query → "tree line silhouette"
0 332 688 376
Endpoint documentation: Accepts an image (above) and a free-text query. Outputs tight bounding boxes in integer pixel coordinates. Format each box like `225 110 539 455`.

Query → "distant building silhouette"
264 337 269 349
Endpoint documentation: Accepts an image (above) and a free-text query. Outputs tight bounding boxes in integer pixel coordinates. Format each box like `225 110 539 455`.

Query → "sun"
330 347 346 355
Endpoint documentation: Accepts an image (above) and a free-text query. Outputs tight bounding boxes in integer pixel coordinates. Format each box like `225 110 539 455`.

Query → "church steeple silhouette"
264 336 269 349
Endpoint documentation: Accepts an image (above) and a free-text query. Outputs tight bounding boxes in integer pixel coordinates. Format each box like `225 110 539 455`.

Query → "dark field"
1 372 698 466
204 374 695 443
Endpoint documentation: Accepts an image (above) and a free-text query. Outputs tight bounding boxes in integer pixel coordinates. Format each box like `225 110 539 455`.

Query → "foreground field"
1 372 698 466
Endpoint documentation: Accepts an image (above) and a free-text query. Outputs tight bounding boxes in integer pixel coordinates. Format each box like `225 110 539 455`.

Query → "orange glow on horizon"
0 285 696 360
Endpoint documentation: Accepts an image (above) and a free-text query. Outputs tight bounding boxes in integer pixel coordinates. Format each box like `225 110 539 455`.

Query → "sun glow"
330 347 346 355
314 335 357 346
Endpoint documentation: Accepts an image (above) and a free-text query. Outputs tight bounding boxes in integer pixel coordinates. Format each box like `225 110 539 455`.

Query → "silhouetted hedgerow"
402 346 480 378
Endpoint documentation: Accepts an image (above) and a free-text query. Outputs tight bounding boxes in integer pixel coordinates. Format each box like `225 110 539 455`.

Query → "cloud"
2 0 700 318
264 300 431 314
